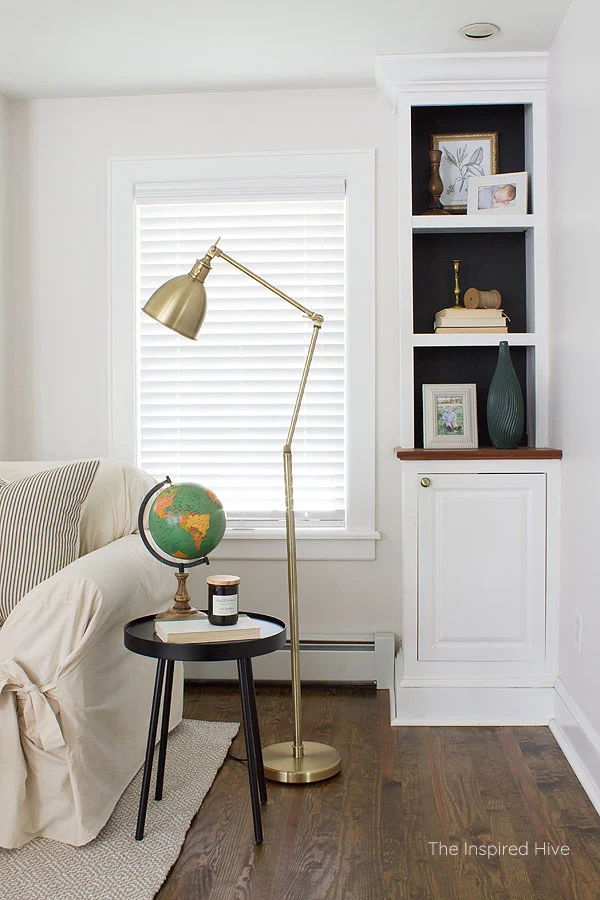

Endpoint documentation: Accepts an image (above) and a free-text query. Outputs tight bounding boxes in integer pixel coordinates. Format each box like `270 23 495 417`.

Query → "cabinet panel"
417 473 546 661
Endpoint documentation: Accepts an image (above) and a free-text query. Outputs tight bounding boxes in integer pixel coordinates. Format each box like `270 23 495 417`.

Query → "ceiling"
0 0 572 100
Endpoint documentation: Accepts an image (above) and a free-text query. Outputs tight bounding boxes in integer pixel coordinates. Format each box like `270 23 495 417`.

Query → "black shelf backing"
411 104 526 216
413 232 527 333
414 345 530 449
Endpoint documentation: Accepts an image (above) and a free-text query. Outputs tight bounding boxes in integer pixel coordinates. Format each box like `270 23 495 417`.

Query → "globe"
148 482 226 561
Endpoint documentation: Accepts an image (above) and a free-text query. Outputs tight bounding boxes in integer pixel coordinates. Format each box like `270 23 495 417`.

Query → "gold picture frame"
430 132 498 212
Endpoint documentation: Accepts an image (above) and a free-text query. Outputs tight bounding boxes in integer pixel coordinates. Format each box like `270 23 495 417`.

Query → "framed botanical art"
430 132 498 212
422 383 478 449
467 171 528 215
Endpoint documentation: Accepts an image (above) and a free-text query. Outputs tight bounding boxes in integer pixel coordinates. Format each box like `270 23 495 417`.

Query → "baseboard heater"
184 632 395 689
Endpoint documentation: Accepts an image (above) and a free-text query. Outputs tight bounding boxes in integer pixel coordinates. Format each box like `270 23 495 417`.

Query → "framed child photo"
467 171 528 215
430 132 498 212
422 383 478 449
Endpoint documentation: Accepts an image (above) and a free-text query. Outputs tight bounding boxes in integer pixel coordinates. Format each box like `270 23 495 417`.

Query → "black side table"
124 612 286 844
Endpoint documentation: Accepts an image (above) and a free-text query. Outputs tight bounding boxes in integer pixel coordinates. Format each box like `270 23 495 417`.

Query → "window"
110 152 376 559
136 181 345 528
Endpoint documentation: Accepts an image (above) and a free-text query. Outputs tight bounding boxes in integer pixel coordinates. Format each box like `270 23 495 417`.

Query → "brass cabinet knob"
420 477 431 488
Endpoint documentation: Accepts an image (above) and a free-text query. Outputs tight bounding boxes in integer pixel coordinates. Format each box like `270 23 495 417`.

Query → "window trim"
108 150 378 560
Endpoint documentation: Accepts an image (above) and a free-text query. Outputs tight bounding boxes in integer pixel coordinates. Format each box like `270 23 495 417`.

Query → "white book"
434 326 508 334
154 613 261 644
434 315 508 329
436 307 505 319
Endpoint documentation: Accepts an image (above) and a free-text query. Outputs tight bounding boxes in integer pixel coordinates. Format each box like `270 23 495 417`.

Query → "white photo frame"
467 172 528 215
423 383 478 450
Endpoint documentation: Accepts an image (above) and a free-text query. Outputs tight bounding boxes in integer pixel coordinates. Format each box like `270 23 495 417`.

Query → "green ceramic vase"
486 341 524 449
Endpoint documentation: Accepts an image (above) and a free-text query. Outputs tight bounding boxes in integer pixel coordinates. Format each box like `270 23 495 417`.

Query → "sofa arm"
0 534 184 847
0 534 173 676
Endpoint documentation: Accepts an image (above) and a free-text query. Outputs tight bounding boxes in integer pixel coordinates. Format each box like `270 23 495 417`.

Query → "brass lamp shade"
143 274 207 340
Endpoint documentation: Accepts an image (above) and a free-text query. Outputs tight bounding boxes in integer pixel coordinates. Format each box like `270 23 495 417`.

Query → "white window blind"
136 178 346 528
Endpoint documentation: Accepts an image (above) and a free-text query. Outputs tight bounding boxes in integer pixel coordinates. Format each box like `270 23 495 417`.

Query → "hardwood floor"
156 684 600 900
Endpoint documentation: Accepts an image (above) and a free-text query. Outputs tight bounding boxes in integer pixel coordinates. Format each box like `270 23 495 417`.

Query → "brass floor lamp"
143 240 342 783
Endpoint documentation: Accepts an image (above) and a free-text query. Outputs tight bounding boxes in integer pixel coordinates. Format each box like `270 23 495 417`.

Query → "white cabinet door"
417 473 546 662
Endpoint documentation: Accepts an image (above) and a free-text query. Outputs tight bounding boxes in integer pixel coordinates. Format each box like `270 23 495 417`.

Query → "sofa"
0 459 183 848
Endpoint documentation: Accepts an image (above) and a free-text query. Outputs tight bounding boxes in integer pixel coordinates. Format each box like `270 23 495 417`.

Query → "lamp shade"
142 274 207 340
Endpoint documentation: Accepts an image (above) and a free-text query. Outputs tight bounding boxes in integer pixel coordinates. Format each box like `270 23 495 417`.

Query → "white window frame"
109 150 378 560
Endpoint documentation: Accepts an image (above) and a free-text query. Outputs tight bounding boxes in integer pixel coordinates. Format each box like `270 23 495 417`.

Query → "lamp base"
262 741 341 784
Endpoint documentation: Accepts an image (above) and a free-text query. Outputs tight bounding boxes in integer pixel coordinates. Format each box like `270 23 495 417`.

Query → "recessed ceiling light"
459 22 501 40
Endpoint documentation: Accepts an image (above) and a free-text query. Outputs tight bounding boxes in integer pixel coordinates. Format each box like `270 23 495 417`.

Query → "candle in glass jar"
207 575 240 626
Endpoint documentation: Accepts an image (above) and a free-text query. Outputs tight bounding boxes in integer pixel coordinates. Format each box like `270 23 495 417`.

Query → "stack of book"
154 614 261 643
434 308 508 334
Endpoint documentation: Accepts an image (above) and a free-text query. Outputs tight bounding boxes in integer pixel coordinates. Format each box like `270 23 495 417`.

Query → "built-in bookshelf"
376 53 549 448
376 54 560 728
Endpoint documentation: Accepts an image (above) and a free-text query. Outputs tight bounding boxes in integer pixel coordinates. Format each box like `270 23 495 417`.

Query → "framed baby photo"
422 383 478 449
430 132 498 212
467 171 528 215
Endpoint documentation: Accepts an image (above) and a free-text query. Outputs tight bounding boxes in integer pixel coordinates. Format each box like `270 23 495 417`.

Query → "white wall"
0 93 7 458
548 1 600 731
5 88 402 635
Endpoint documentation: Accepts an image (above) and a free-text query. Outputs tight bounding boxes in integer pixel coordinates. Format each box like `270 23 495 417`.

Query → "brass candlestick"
452 259 462 308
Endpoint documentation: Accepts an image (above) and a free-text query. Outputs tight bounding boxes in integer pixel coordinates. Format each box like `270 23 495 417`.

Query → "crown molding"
375 52 549 108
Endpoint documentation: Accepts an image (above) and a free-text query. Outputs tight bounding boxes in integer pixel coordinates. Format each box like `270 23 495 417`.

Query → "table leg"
243 657 267 804
135 658 166 841
155 659 175 801
237 658 263 843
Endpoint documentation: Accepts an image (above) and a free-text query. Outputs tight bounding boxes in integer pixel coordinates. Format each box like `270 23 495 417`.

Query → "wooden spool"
464 288 502 310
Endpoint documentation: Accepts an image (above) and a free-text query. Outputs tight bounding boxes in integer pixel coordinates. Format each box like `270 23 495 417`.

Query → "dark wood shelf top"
395 447 563 461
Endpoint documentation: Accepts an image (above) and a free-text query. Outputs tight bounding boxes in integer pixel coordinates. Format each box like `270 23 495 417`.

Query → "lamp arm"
212 246 324 326
207 244 323 445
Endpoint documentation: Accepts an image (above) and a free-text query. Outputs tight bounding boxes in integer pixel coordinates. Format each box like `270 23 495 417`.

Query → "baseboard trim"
549 679 600 816
184 632 395 690
390 677 600 816
392 684 555 725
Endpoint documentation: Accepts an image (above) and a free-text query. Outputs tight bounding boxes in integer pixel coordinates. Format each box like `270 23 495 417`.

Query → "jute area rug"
0 719 239 900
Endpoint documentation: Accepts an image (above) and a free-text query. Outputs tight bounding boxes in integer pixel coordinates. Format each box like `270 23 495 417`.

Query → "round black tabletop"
124 612 287 663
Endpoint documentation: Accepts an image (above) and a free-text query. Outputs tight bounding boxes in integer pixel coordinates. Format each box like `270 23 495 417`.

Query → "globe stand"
155 569 206 620
138 476 212 620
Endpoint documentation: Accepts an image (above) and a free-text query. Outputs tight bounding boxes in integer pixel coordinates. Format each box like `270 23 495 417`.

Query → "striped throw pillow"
0 460 100 625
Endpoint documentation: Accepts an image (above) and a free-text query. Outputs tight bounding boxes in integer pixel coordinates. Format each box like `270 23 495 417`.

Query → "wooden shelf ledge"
395 448 563 461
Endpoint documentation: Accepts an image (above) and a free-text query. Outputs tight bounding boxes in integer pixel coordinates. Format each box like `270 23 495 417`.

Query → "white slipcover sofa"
0 459 183 848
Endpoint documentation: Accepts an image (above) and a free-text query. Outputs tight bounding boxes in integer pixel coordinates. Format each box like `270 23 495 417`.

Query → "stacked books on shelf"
434 308 509 334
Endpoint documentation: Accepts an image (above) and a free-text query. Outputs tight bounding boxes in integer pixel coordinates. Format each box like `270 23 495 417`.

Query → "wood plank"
155 684 600 899
395 447 563 460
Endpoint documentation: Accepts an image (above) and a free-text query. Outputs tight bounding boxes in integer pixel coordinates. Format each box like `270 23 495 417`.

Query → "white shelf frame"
377 54 549 449
412 214 536 233
413 333 537 348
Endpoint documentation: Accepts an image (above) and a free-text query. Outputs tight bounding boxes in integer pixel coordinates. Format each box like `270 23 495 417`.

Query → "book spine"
434 327 508 334
434 318 507 329
436 310 504 319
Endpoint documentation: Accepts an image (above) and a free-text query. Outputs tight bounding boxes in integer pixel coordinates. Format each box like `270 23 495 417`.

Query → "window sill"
211 530 380 561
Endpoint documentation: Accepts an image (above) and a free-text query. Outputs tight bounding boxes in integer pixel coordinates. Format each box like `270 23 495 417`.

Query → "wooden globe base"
155 570 206 620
